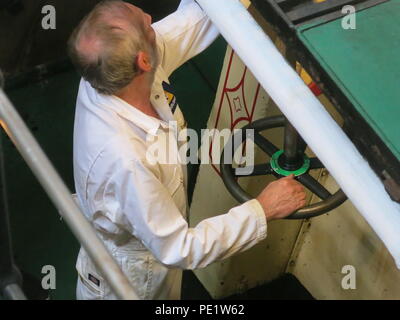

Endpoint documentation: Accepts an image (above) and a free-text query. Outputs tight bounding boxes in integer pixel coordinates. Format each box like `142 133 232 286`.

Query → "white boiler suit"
74 0 267 300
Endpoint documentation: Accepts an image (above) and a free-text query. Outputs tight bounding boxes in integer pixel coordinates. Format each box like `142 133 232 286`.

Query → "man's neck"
115 73 160 120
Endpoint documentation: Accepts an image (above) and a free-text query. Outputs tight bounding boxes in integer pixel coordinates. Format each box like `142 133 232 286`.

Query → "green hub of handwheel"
270 150 310 177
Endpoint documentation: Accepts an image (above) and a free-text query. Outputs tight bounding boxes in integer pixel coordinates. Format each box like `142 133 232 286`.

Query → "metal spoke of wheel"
234 163 273 177
297 173 332 200
253 131 279 156
309 157 324 169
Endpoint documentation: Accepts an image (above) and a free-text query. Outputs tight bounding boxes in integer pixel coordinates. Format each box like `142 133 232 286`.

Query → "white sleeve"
104 159 267 270
153 0 220 77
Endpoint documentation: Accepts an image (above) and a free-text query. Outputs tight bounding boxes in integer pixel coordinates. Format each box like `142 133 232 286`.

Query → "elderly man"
68 0 306 300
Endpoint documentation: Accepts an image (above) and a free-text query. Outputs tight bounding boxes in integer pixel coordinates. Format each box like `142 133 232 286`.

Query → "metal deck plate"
298 0 400 161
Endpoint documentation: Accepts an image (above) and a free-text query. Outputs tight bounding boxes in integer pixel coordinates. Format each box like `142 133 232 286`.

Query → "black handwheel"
220 115 347 219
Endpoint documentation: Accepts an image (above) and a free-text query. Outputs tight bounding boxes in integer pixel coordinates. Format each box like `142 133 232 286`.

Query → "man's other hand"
256 174 307 221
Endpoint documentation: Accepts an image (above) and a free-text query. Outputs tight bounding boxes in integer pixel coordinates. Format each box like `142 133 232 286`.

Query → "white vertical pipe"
197 0 400 267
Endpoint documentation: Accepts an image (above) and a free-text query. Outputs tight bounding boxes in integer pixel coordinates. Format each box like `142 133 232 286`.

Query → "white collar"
93 88 173 137
106 94 166 136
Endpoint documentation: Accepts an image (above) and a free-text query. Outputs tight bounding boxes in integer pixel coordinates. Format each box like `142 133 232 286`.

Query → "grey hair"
68 0 150 95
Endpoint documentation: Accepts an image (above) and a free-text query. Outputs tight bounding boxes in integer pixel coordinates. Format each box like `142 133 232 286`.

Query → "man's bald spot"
76 1 143 62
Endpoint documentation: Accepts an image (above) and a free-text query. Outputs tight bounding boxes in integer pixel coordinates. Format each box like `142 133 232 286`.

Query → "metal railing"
0 69 138 300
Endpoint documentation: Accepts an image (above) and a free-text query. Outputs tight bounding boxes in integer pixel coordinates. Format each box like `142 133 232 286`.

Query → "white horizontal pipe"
197 0 400 267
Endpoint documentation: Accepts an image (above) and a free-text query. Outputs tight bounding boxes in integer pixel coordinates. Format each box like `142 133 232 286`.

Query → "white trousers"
75 237 182 300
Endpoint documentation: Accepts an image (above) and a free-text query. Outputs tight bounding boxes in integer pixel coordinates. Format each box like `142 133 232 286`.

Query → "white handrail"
0 87 139 299
197 0 400 268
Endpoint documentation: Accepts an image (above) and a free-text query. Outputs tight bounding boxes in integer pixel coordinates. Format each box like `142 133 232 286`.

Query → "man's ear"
137 51 152 72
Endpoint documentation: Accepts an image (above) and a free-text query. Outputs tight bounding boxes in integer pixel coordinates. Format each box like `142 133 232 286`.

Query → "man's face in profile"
123 2 159 74
124 2 157 47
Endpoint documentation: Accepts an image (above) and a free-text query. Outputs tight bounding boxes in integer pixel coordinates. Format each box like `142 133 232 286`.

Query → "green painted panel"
298 1 400 160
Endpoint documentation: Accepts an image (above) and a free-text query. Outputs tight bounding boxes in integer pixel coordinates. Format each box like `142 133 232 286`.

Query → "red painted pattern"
209 49 261 176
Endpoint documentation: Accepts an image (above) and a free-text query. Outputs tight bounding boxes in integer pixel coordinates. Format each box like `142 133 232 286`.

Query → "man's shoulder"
75 119 150 182
90 133 149 170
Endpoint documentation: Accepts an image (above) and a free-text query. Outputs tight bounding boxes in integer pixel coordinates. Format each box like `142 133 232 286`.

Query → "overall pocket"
76 251 105 299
